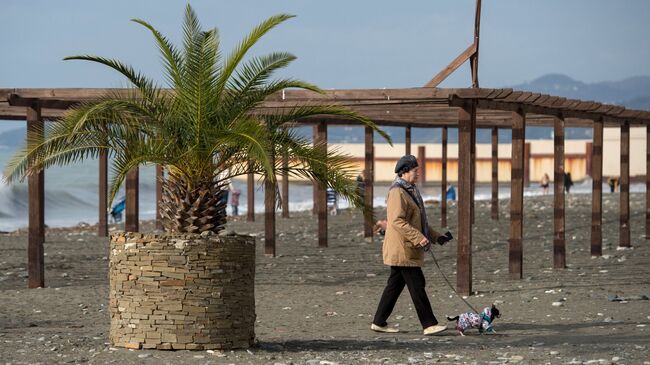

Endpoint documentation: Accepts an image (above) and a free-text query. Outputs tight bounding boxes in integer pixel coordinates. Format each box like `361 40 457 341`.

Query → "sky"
1 0 649 93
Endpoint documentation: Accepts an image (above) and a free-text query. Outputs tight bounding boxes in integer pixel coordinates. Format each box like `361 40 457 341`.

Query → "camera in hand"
436 231 454 245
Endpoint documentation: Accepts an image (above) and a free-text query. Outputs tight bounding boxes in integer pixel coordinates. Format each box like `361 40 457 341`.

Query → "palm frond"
131 18 184 88
63 55 159 102
5 5 387 234
228 52 296 95
215 14 294 99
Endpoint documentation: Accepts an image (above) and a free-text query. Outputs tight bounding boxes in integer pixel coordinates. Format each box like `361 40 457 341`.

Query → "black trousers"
373 266 438 329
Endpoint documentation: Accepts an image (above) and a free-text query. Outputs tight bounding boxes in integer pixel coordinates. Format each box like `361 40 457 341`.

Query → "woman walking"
371 155 448 336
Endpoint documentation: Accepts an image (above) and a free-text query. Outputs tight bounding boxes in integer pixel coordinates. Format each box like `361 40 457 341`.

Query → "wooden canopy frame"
2 86 649 295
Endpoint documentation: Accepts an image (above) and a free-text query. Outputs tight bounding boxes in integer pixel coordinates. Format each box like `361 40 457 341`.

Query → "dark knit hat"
394 154 419 174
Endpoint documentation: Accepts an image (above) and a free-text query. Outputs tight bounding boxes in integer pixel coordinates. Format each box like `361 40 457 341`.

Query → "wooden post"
247 161 255 222
591 118 604 256
98 149 108 237
585 142 593 177
620 121 631 247
405 126 411 155
471 125 476 224
647 125 650 240
155 165 163 230
27 104 45 288
491 127 499 220
524 142 531 187
281 151 289 218
553 116 566 269
364 126 374 238
417 145 426 185
457 103 473 296
441 126 448 228
312 125 319 216
125 167 139 232
509 108 526 279
316 121 328 248
264 176 276 257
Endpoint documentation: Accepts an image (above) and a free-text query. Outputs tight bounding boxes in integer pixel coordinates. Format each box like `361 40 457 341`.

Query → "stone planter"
109 232 255 350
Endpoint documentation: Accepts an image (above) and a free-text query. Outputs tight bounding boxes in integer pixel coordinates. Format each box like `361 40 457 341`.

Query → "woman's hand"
419 237 429 247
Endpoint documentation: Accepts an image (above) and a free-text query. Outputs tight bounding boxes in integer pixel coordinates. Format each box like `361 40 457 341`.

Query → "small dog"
446 305 500 336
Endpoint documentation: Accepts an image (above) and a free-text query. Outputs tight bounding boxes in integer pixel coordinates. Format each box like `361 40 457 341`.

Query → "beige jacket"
382 187 440 267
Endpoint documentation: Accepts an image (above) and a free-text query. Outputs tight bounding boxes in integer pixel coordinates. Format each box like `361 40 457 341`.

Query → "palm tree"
4 5 389 234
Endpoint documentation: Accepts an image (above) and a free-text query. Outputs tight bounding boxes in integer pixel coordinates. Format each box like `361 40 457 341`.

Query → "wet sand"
1 193 649 364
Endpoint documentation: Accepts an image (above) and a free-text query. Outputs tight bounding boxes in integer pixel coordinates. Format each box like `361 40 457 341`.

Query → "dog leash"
426 248 479 314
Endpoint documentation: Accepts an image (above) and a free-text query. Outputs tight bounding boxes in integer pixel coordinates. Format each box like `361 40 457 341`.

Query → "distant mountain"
619 96 650 111
512 74 650 108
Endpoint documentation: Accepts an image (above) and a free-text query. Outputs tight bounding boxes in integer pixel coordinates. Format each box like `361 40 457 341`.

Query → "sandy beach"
1 193 649 365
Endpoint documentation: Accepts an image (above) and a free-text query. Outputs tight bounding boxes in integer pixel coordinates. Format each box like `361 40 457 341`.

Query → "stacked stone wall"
109 232 255 350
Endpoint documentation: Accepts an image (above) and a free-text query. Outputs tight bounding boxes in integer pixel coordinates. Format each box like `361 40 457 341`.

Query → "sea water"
0 140 645 232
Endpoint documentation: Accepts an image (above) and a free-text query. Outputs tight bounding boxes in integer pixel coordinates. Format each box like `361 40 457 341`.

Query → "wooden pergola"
2 87 650 295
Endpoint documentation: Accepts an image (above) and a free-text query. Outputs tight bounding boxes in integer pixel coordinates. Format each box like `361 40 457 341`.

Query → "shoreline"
2 183 645 234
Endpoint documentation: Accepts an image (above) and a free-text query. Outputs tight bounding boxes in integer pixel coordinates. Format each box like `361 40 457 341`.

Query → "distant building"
237 127 648 183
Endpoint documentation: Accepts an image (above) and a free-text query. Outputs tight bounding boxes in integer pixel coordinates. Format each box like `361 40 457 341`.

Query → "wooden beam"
454 88 497 99
424 43 477 88
491 127 498 220
620 121 631 247
470 0 482 88
466 98 604 122
457 102 473 296
8 87 449 102
553 116 566 269
364 126 374 238
591 119 604 256
247 161 255 222
5 87 650 125
469 0 481 226
125 167 139 232
509 109 526 279
155 165 163 230
3 100 632 129
98 149 108 237
0 104 65 120
316 121 328 248
264 174 276 257
8 93 77 109
441 127 448 228
492 89 514 99
281 151 290 218
27 104 45 288
405 125 411 155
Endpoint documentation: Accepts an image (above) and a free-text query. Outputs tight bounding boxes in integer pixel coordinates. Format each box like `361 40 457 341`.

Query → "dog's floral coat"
455 307 494 333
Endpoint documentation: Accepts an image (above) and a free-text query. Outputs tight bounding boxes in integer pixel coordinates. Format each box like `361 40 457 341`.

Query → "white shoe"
371 323 399 333
423 324 447 335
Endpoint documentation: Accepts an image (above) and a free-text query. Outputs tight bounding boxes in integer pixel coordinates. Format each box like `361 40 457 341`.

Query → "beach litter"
607 294 648 302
